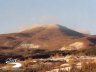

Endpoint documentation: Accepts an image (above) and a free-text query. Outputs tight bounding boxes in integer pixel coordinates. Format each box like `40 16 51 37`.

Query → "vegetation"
0 61 96 72
1 47 96 63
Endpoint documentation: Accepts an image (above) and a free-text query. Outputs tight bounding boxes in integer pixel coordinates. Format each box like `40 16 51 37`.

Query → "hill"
0 24 95 50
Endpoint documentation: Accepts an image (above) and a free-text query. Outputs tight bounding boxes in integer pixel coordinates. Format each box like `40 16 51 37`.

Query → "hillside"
0 24 95 50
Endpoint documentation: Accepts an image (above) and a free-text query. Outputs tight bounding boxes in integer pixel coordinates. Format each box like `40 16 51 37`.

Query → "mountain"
0 24 95 50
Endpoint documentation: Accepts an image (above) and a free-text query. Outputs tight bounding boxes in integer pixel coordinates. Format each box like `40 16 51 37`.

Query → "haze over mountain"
0 24 95 50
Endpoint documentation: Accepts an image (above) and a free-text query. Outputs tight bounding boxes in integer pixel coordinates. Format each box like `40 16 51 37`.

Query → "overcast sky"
0 0 96 34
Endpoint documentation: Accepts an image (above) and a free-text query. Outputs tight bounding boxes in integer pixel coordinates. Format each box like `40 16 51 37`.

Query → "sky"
0 0 96 34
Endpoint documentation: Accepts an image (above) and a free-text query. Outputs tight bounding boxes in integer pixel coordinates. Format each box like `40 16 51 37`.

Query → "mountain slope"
0 24 95 50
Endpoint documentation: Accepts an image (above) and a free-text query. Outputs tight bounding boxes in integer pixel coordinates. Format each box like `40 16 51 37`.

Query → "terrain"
0 24 96 72
0 24 95 50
